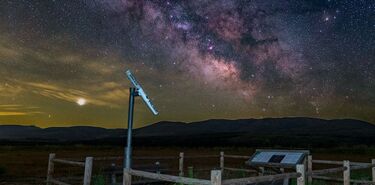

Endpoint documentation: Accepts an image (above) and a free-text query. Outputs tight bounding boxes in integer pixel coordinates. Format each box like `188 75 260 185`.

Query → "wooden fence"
46 153 93 185
309 156 375 185
47 152 375 185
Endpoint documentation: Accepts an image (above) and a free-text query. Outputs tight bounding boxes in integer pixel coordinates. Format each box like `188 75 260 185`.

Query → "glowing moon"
76 98 87 106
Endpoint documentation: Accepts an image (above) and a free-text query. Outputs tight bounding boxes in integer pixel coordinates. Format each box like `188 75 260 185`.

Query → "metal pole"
125 87 136 170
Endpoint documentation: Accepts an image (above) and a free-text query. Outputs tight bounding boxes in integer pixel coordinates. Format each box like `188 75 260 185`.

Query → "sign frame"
246 149 310 168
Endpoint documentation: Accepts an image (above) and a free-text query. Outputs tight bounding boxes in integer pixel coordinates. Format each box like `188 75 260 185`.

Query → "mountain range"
1 117 374 147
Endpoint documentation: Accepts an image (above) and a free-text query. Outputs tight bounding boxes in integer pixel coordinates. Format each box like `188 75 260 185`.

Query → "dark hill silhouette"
1 117 374 147
136 118 375 137
0 125 124 141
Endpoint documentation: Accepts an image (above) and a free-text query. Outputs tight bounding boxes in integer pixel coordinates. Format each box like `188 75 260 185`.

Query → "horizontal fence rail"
184 155 220 159
350 163 375 170
52 159 85 167
223 155 250 159
312 175 375 184
126 169 212 185
222 172 301 185
92 155 219 161
134 156 179 160
307 166 347 176
49 178 71 185
93 156 179 160
223 167 257 173
312 159 371 166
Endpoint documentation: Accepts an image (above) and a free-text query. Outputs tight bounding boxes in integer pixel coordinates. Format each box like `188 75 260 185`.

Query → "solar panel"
247 149 309 168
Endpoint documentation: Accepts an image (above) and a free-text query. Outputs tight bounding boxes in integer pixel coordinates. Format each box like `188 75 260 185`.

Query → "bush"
92 174 105 185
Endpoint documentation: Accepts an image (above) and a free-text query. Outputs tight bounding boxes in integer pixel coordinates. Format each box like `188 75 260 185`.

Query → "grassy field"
0 145 374 184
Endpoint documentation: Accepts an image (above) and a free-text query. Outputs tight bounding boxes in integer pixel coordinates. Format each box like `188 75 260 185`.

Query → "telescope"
126 70 158 115
124 69 159 171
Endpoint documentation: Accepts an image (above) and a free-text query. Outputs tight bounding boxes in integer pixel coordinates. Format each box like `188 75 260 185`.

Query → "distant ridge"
137 117 375 137
1 117 374 147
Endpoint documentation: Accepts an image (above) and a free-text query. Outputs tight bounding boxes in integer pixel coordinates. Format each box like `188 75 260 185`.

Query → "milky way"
85 0 308 99
0 0 374 127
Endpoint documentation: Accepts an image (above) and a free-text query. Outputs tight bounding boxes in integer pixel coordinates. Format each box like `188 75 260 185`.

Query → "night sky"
0 0 374 128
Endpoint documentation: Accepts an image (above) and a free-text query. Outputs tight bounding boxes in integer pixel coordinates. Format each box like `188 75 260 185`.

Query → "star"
0 0 373 126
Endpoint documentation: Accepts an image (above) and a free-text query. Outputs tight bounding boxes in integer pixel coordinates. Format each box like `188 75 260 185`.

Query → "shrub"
92 174 105 185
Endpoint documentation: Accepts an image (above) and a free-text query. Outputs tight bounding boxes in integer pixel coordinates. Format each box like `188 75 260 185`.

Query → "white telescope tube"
126 70 159 115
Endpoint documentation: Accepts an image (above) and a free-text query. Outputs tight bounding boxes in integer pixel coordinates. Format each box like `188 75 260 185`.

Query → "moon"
76 98 87 106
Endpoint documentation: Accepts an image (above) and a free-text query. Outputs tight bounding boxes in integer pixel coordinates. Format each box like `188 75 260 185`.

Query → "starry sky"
0 0 374 128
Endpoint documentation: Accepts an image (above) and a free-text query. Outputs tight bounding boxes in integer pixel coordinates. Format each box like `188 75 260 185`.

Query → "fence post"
155 161 161 174
83 157 93 185
188 166 194 178
123 169 132 185
220 151 224 173
179 152 184 177
372 159 375 183
258 167 265 176
343 160 350 185
307 155 312 184
111 163 117 185
46 153 55 185
296 164 305 185
211 170 222 185
279 167 288 185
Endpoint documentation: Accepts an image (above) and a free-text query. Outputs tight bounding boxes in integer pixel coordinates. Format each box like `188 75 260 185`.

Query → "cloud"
0 104 43 116
19 81 128 108
0 33 133 108
0 83 24 97
0 112 29 116
0 111 43 116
